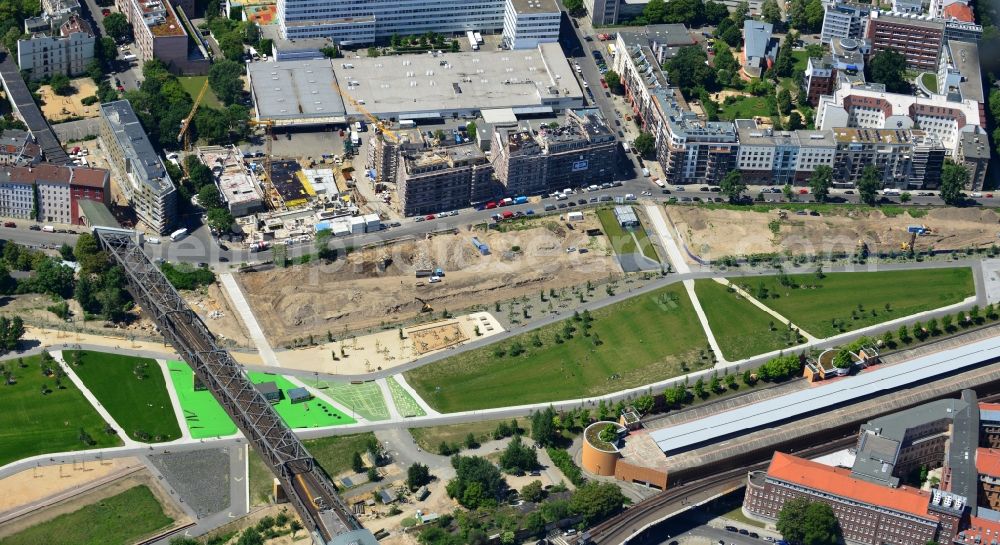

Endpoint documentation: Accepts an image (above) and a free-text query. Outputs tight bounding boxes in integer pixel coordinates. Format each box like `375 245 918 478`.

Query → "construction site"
235 213 622 346
668 205 1000 262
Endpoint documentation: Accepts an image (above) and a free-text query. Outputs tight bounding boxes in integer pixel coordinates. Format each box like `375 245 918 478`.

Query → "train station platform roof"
650 334 1000 455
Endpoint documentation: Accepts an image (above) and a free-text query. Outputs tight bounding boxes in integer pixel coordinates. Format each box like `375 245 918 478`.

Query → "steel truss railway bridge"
95 227 377 545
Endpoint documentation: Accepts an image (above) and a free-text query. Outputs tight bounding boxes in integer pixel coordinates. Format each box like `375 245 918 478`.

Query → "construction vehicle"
330 79 397 142
901 231 917 251
177 80 209 150
415 297 433 313
247 119 283 210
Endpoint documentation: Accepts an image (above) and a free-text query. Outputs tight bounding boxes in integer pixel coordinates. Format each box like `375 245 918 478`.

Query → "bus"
170 228 188 241
467 31 478 51
350 130 360 146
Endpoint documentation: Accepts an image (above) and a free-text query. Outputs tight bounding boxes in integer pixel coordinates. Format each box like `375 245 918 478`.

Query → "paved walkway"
157 359 191 440
713 277 820 342
376 378 403 421
218 273 280 368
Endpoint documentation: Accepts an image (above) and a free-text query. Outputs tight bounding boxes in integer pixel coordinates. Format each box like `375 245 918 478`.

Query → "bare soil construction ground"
669 205 1000 261
238 215 620 345
0 457 143 516
39 78 100 122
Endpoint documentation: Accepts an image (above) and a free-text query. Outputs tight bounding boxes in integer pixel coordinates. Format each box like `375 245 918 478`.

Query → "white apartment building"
821 2 872 44
734 119 836 184
502 0 561 49
816 83 983 157
38 177 71 224
0 180 35 219
278 0 505 43
17 15 94 80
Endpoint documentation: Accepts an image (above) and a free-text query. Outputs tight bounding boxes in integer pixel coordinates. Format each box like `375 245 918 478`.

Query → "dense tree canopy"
720 170 746 202
809 165 833 201
445 455 507 509
777 498 842 545
867 50 909 93
633 132 655 158
499 436 538 474
666 46 715 98
569 482 628 525
857 165 882 205
716 18 743 47
940 161 969 205
103 12 131 43
208 59 245 105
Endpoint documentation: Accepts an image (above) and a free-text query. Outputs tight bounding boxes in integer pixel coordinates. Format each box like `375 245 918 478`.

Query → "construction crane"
177 80 210 150
331 79 397 143
248 118 283 210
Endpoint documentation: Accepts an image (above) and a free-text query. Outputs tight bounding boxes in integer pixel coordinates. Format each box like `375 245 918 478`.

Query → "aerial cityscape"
0 0 997 543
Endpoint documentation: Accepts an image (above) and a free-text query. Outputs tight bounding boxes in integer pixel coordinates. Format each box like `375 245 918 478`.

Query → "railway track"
94 228 372 544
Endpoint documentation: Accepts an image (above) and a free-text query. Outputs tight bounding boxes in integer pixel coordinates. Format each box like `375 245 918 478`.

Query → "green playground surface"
247 372 356 428
306 379 390 421
386 376 425 417
167 361 237 439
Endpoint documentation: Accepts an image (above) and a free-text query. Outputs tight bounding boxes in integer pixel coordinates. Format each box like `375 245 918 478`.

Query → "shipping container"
513 196 528 204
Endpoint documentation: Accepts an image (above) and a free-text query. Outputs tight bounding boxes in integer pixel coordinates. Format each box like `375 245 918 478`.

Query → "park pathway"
376 378 403 421
156 359 192 440
712 278 821 343
52 350 138 447
644 204 727 363
218 273 280 368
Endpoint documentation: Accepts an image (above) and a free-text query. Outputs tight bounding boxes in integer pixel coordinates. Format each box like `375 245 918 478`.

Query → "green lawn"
68 351 181 443
303 433 377 477
410 418 531 453
406 283 709 413
792 50 810 73
177 76 223 109
247 372 356 428
694 280 805 361
0 485 172 545
0 353 120 467
248 449 274 506
719 96 771 121
167 360 238 439
921 72 938 91
386 376 425 417
596 208 659 261
730 268 975 338
306 379 390 421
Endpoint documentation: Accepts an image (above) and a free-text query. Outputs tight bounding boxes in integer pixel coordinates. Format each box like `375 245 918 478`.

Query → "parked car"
725 526 738 532
101 8 111 15
2 221 14 228
29 224 40 230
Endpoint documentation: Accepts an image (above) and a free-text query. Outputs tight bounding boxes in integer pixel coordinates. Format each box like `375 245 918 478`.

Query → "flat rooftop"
510 0 559 14
649 331 1000 455
198 146 262 207
946 40 984 104
248 59 347 122
100 100 173 195
249 43 583 123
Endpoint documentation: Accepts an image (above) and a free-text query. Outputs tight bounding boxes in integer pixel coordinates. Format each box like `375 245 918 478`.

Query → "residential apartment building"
99 100 177 234
583 0 654 26
367 130 427 186
932 0 971 20
613 29 738 184
490 110 617 195
277 0 505 43
0 163 109 223
501 0 560 50
832 127 946 188
396 144 494 216
816 83 983 158
117 0 207 74
0 130 43 167
734 120 836 185
820 1 872 44
17 15 95 80
866 12 944 71
957 132 989 191
803 37 866 106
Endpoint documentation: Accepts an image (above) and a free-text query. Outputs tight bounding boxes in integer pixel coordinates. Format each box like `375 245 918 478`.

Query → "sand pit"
237 214 619 346
38 78 100 122
669 205 1000 261
408 321 467 355
0 457 143 517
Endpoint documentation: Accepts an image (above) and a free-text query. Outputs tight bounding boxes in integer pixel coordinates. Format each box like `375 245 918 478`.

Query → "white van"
170 228 188 241
354 121 363 132
641 167 650 177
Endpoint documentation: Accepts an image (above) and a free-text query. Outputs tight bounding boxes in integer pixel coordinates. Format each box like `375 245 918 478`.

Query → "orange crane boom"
331 79 397 142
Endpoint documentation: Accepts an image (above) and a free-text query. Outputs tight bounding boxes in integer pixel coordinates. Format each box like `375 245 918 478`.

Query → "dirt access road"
237 214 622 346
670 206 1000 261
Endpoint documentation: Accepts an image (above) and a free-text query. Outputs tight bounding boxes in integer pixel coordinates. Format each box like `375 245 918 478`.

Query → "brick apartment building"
116 0 207 74
866 11 945 71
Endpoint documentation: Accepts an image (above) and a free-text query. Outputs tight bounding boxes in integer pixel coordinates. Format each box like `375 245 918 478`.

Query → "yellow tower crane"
177 80 210 151
331 80 397 143
248 118 283 210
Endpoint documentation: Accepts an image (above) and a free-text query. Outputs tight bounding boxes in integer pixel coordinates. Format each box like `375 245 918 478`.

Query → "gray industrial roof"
77 199 119 228
649 333 1000 455
948 390 980 515
248 59 347 122
743 20 775 62
0 50 70 165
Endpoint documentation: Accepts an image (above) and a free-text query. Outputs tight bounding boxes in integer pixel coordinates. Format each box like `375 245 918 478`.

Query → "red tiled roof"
977 448 1000 477
70 167 108 188
956 516 1000 545
767 452 934 519
981 403 1000 411
944 3 975 22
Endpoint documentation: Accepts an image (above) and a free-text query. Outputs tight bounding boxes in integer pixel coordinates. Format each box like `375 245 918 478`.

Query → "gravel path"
148 448 230 518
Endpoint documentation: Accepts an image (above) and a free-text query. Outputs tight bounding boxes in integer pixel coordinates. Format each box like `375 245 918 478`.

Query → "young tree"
206 208 234 233
351 451 364 473
857 165 881 206
103 12 131 43
633 132 655 157
197 183 223 210
787 111 803 130
940 161 969 205
531 406 558 446
521 480 545 502
777 88 793 114
720 170 747 202
50 74 73 96
808 165 833 202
